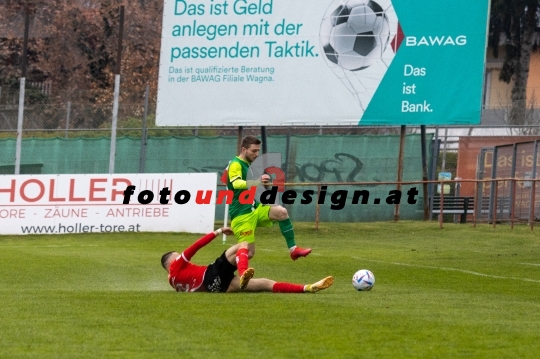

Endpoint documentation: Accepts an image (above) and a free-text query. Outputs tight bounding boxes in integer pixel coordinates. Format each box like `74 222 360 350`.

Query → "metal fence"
1 84 540 225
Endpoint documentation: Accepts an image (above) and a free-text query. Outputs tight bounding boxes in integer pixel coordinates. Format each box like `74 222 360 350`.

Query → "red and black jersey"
167 232 217 292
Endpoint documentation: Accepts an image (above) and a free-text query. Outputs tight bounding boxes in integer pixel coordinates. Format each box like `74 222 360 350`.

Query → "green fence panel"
0 134 432 222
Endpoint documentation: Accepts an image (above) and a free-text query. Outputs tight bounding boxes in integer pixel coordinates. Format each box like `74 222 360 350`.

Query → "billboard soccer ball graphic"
320 0 399 111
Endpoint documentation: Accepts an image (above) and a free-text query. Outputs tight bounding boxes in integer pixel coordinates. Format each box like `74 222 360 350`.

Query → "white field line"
519 263 540 267
353 257 540 284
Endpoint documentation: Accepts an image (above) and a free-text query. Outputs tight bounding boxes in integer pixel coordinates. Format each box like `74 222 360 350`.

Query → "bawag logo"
405 35 467 46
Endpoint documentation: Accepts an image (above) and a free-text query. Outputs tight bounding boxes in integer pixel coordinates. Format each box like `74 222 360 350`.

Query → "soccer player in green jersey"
225 136 311 276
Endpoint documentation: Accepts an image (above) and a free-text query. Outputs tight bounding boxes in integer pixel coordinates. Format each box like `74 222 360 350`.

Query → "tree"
489 0 540 126
0 1 49 92
0 0 163 106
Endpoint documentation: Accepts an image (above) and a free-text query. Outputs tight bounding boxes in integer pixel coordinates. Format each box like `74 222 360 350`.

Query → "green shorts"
231 205 273 244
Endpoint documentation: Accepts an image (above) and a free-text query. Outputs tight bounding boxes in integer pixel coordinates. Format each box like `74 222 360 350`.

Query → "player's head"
240 136 261 163
161 251 178 271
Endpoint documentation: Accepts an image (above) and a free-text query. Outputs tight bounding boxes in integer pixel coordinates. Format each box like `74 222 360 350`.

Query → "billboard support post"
394 125 406 222
109 6 124 174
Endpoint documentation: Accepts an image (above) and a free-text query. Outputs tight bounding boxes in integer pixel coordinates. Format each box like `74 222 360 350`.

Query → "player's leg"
224 241 250 277
247 243 255 259
231 214 258 289
303 276 334 293
204 249 254 292
227 276 334 293
231 211 258 259
224 241 254 290
271 276 334 293
267 205 311 260
238 267 254 290
226 275 267 292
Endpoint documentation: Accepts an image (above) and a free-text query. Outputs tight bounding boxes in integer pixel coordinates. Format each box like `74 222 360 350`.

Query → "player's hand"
261 174 271 185
221 227 234 236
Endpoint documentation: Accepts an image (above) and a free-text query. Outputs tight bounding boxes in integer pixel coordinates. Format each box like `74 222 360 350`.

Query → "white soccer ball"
352 269 375 291
320 0 391 71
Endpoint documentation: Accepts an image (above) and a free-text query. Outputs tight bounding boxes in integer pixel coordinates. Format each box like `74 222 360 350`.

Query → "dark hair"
161 251 176 270
241 135 261 150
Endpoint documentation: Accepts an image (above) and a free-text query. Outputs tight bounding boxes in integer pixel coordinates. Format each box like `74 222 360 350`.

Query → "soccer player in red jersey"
161 227 333 293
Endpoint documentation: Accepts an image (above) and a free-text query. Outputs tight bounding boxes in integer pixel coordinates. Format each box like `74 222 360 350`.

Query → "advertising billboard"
156 0 490 126
0 174 216 235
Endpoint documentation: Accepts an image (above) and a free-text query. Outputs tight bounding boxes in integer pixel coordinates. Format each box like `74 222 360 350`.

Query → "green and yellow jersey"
226 156 260 220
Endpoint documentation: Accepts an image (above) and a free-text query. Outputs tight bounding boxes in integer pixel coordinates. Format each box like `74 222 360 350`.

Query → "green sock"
279 218 296 249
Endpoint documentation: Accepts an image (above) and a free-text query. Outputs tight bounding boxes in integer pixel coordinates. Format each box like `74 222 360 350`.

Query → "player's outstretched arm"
182 227 232 261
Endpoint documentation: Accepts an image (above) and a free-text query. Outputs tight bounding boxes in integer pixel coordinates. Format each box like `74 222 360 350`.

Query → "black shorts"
202 251 236 293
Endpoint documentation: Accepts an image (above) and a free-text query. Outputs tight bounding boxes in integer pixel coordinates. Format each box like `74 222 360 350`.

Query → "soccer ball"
320 0 391 71
352 269 375 291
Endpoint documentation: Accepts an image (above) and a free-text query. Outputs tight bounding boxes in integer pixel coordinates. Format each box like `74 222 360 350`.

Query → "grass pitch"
1 222 540 358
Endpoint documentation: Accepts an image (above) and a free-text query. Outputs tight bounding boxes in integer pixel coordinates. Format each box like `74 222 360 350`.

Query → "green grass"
1 222 540 358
